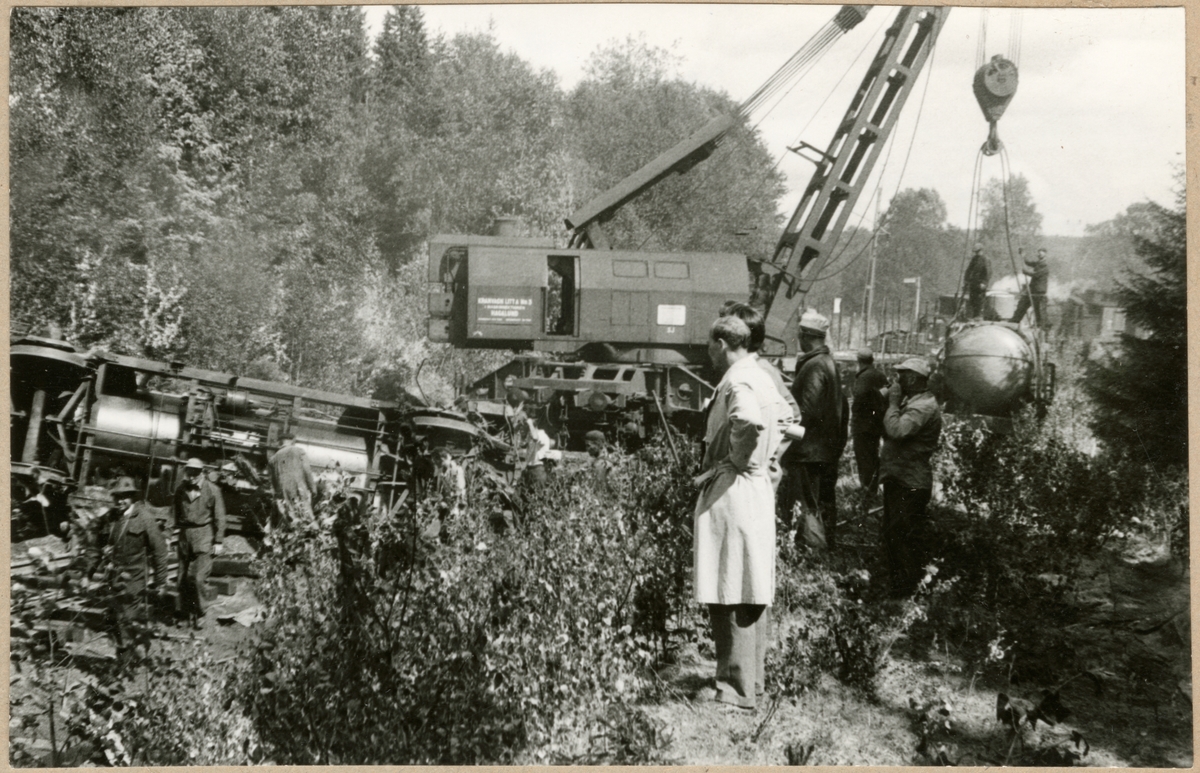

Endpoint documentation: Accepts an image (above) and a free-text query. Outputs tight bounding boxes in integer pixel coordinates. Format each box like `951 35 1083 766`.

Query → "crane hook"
973 54 1019 156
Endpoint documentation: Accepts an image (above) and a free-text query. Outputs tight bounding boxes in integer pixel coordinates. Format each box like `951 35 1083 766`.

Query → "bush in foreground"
235 440 697 764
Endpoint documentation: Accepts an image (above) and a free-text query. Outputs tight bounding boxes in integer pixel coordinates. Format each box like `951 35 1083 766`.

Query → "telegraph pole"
863 189 882 346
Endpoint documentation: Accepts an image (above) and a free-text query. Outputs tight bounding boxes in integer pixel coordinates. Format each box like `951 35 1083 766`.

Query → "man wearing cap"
780 309 847 550
88 477 171 662
269 431 316 522
851 347 888 500
880 357 943 597
174 458 227 627
962 244 990 319
1010 247 1050 327
694 314 789 710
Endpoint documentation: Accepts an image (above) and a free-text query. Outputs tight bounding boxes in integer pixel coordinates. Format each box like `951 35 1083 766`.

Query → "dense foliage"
1083 188 1188 468
235 441 697 764
10 6 786 398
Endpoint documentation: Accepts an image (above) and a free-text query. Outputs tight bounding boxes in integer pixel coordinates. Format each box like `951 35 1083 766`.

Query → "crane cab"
428 234 748 362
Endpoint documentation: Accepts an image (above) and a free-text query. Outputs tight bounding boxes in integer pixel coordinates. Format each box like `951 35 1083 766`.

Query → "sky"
364 4 1185 238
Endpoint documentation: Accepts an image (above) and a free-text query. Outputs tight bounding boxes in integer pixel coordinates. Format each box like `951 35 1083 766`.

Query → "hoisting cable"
632 5 875 252
950 149 987 318
740 5 872 116
718 10 889 250
976 10 988 69
999 146 1036 324
1008 9 1023 66
805 29 941 285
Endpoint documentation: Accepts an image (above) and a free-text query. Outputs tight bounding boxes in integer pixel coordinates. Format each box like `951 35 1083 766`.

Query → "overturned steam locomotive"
9 332 503 543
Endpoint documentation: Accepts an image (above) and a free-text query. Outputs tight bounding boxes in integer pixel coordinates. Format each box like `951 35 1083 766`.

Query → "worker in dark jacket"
962 244 990 319
269 431 316 522
88 477 170 662
174 458 226 628
879 358 943 597
1010 248 1050 326
780 309 847 550
851 347 888 499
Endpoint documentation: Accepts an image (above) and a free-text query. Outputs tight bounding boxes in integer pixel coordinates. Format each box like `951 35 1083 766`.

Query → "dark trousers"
177 530 213 619
966 287 986 319
852 432 882 495
881 479 932 597
708 604 770 709
1010 293 1047 326
780 461 839 549
106 584 151 662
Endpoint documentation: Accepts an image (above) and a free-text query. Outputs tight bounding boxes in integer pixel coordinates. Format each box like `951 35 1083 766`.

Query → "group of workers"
86 431 316 662
962 243 1051 326
692 304 943 710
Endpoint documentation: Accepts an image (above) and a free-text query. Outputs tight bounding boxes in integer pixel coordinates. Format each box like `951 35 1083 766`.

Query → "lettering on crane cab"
478 296 534 324
657 305 687 326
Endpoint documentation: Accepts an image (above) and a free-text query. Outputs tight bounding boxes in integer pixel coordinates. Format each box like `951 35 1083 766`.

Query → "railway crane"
427 6 954 446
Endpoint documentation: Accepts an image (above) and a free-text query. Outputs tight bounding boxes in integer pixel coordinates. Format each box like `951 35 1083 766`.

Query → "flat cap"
584 430 606 444
110 476 138 495
798 309 830 336
856 347 875 362
184 457 205 470
895 357 931 378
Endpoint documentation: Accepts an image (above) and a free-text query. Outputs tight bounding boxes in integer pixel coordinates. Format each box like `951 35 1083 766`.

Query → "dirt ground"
647 537 1192 767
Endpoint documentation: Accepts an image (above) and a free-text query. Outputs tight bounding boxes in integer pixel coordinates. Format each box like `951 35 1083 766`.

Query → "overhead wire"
718 11 890 250
632 6 880 252
805 25 942 285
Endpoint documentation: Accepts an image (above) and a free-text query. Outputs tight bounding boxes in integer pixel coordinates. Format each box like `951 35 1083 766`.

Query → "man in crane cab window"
879 357 943 597
780 309 847 551
1010 247 1050 327
692 314 789 710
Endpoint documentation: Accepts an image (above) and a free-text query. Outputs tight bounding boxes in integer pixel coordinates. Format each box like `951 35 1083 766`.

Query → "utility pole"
903 276 922 331
864 188 882 346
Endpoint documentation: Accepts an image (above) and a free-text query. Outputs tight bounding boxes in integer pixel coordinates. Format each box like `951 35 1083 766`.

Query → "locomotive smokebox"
939 322 1036 417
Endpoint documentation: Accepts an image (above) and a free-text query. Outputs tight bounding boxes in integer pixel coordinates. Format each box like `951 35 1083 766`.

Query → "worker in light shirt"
522 417 553 488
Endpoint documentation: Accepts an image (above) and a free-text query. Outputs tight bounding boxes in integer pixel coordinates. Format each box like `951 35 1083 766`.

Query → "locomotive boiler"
10 331 489 540
936 320 1055 421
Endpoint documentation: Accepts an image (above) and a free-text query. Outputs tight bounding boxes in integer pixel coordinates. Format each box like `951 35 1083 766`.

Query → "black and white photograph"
7 2 1191 766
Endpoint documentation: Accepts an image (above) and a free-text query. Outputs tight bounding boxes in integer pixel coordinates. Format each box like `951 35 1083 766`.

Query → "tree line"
10 5 785 397
11 6 1185 467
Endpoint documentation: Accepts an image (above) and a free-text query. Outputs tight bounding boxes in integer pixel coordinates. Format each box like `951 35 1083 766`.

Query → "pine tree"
1084 184 1187 468
373 5 429 113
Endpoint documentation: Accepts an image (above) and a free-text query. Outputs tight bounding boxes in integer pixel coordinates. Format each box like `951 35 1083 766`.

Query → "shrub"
926 406 1187 673
770 547 934 699
236 438 697 764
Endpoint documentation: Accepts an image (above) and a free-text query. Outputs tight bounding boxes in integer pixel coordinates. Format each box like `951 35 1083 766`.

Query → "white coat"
693 355 788 605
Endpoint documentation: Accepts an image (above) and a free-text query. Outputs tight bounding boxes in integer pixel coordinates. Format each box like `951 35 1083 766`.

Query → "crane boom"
564 4 873 251
757 6 949 356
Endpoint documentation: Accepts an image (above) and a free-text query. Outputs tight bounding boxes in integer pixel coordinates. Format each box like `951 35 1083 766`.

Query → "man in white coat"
694 314 789 710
